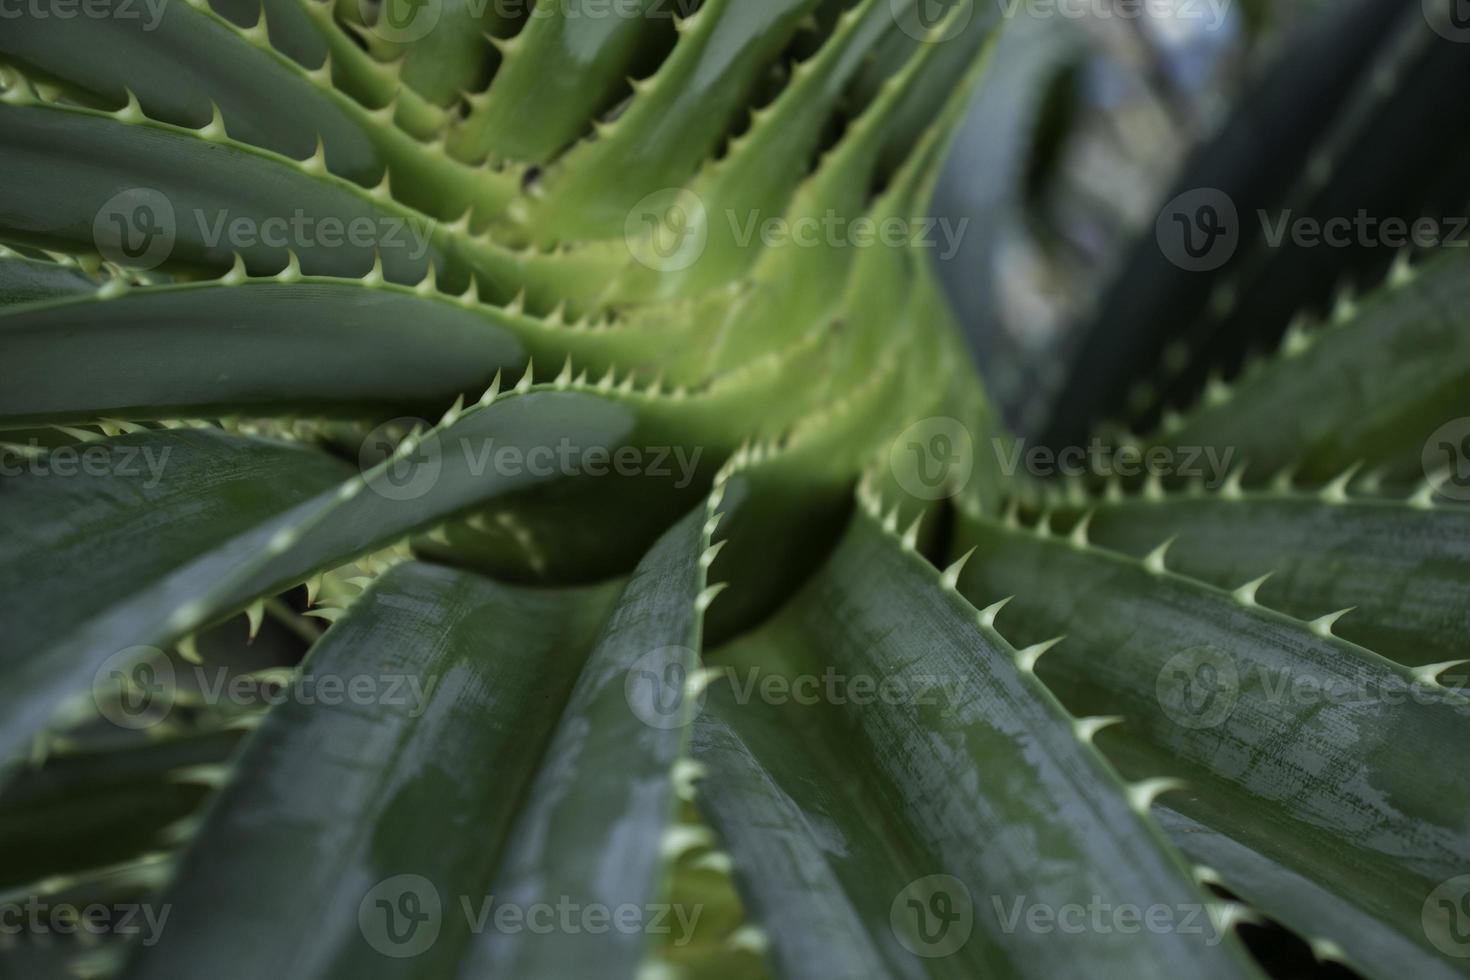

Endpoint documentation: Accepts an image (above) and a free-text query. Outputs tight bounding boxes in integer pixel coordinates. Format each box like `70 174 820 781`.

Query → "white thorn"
941 548 976 590
1069 511 1094 548
1410 659 1470 688
1319 461 1363 503
1309 608 1354 638
977 596 1013 629
1074 715 1124 743
1127 777 1185 813
1232 573 1273 607
695 583 728 613
245 599 265 640
900 513 923 550
1143 536 1177 575
1017 636 1064 673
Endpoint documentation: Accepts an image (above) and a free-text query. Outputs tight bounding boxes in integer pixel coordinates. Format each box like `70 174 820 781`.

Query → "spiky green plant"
1 1 1468 978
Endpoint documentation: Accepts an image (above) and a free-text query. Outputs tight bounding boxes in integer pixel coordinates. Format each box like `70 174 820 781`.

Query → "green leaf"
0 249 97 306
0 277 529 425
1047 487 1470 669
450 0 670 165
1154 805 1461 980
524 0 821 243
0 390 640 768
0 729 241 889
123 494 715 978
1147 250 1470 485
0 1 516 221
694 502 1259 977
952 507 1470 974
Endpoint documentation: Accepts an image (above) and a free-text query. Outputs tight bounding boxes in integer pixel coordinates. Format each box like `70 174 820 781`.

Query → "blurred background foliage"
940 0 1346 437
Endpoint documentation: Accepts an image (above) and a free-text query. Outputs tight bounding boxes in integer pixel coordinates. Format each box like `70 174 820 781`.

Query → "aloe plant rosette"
1 0 1469 978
